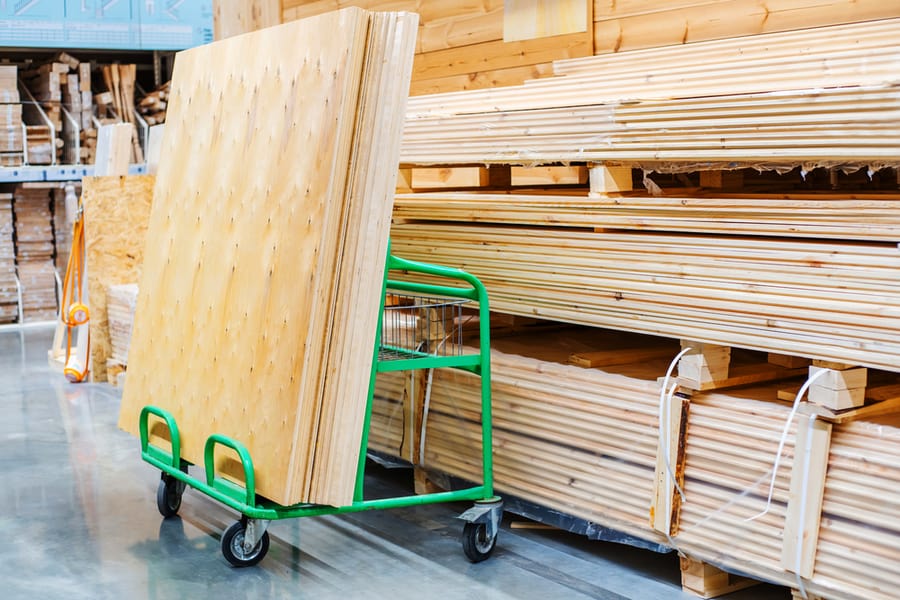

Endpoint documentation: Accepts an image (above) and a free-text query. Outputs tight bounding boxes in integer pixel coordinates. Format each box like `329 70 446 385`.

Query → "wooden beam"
589 165 632 195
781 415 832 578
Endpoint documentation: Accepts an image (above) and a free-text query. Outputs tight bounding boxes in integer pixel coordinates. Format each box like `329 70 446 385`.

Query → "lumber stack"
0 194 17 323
283 0 899 96
119 8 418 508
52 187 72 273
401 17 900 171
393 192 900 242
422 329 671 543
368 326 900 599
12 186 57 321
137 82 169 126
0 65 23 167
100 64 142 164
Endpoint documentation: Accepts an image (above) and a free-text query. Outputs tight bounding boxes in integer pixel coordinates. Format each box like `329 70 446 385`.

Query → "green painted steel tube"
204 434 256 507
139 405 181 470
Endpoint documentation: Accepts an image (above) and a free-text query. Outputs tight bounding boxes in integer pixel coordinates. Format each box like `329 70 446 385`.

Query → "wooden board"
591 0 900 55
213 0 282 40
119 8 418 507
82 175 155 383
504 0 589 42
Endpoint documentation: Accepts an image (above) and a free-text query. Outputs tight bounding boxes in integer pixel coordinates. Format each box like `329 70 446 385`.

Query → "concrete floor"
0 325 791 599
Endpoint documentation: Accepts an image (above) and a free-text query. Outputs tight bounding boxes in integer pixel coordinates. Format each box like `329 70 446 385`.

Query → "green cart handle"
139 405 182 470
204 434 256 508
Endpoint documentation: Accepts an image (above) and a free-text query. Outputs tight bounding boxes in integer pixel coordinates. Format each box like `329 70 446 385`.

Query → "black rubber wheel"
461 522 497 563
156 473 186 518
221 520 270 567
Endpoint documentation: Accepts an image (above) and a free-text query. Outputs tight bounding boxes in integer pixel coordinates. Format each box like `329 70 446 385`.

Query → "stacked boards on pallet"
401 17 900 170
370 327 900 600
12 186 57 322
119 8 418 507
82 176 155 384
0 194 16 322
393 17 900 373
0 65 23 167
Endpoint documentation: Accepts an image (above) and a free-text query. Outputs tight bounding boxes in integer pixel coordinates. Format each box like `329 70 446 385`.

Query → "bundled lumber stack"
12 186 57 321
366 325 900 599
119 8 418 508
401 18 900 171
100 64 142 163
107 283 139 382
390 222 900 371
0 65 23 167
0 194 17 322
137 81 169 126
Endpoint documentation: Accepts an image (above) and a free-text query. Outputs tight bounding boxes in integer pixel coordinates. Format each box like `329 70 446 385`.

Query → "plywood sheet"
119 8 417 507
82 175 154 383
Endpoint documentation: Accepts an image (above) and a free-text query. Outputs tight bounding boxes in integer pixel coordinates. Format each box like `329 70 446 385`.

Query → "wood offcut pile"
0 194 17 322
137 81 169 126
97 64 142 163
119 8 418 508
0 65 23 167
12 186 57 321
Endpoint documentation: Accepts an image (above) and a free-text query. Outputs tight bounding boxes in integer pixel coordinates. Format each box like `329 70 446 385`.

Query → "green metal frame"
139 249 496 521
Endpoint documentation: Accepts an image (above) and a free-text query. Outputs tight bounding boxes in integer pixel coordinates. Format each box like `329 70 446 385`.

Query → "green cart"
138 250 502 566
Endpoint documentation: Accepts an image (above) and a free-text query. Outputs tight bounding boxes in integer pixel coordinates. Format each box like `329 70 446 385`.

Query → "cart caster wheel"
221 520 270 567
462 522 497 563
156 473 186 518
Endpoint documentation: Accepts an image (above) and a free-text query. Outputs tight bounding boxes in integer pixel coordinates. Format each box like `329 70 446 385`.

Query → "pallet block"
680 557 759 599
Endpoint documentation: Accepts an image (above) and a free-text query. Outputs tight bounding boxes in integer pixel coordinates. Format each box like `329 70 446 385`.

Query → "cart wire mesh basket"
379 290 469 360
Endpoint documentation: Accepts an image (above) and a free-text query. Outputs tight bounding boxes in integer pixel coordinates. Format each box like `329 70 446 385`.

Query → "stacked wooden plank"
0 65 23 167
119 8 418 508
401 17 900 171
394 192 900 242
423 329 672 543
591 0 900 56
12 186 57 322
0 194 17 322
137 81 170 126
100 65 142 163
367 325 900 599
391 223 900 372
52 186 72 273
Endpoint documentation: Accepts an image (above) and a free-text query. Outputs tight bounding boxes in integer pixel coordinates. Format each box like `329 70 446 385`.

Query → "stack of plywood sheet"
0 65 23 167
119 8 418 508
12 186 57 322
0 194 17 322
